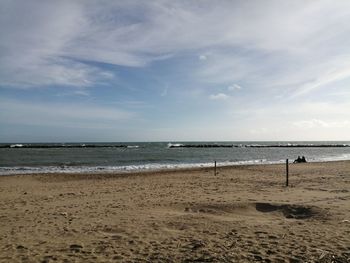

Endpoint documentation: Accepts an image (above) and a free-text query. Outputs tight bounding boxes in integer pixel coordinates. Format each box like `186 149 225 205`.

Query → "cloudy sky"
1 0 350 142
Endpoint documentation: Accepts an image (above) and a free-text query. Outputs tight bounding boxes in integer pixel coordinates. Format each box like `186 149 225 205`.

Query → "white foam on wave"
167 143 184 148
10 144 24 148
127 145 139 149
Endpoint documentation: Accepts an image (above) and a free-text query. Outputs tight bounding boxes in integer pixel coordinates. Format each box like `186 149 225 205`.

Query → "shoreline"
1 159 350 177
1 160 349 262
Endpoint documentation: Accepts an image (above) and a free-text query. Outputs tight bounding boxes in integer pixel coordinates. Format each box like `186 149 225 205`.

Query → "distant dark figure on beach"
294 156 301 163
294 156 307 163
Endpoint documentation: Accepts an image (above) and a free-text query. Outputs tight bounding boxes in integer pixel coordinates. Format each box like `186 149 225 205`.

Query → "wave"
127 145 139 149
9 144 24 148
167 143 184 148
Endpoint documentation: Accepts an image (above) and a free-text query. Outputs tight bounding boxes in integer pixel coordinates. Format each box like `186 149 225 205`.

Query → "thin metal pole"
286 159 289 187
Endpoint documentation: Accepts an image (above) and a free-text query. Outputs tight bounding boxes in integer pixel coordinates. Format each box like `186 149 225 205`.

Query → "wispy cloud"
160 86 168 97
209 93 229 100
208 84 242 101
0 58 114 88
228 84 242 91
0 98 135 129
291 66 350 97
199 55 207 61
293 119 350 129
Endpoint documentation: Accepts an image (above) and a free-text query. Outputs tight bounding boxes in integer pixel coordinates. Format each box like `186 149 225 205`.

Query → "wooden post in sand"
214 161 217 176
286 159 289 187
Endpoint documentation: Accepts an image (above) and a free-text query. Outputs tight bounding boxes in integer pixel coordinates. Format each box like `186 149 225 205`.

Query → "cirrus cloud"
209 93 229 100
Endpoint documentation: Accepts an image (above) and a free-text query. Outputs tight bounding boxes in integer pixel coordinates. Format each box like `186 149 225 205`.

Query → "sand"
0 161 349 262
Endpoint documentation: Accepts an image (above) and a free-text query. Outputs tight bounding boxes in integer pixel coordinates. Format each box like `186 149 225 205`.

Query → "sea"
1 141 350 175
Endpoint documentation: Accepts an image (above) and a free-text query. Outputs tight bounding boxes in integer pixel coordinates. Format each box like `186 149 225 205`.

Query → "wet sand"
0 161 349 262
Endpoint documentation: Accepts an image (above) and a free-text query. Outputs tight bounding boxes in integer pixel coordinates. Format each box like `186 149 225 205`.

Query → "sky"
1 0 350 142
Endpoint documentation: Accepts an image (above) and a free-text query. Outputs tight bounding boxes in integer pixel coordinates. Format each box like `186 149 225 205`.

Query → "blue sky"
1 0 350 142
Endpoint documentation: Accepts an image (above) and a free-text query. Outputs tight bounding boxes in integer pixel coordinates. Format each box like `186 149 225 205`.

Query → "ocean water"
0 141 350 175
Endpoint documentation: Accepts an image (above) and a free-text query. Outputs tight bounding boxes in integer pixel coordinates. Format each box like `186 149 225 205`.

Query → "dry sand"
0 161 349 262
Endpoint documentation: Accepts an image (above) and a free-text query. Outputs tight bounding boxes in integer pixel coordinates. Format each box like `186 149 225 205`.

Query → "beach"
0 161 349 262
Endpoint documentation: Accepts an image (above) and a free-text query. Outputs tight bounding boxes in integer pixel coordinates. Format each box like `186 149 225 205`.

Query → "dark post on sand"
286 159 289 187
214 161 217 176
